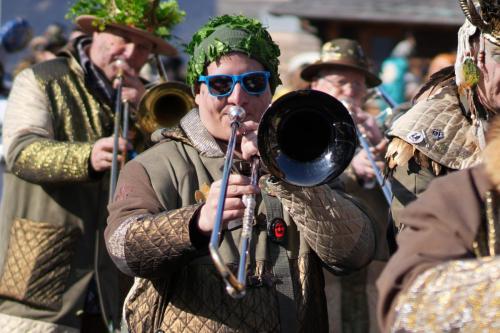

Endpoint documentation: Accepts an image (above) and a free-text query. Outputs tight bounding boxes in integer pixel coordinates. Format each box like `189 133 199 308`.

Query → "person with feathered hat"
385 0 500 231
376 1 500 330
105 14 376 332
377 114 500 332
0 0 184 331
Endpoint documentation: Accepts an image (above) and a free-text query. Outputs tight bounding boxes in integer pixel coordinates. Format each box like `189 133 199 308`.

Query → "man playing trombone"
0 0 183 331
301 38 390 333
106 14 376 333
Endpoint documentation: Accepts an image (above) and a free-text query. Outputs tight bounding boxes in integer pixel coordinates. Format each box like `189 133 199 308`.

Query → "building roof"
270 0 464 26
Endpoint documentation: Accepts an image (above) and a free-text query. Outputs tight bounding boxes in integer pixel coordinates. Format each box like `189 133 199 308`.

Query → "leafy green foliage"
66 0 185 39
185 15 281 92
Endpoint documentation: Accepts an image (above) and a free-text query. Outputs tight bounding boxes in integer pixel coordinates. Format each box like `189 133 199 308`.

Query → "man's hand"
239 120 259 160
351 139 387 184
90 136 127 172
112 60 146 107
352 109 384 144
197 174 260 235
120 74 146 107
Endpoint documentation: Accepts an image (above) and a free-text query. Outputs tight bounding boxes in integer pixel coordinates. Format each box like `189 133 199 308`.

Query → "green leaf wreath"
185 15 282 92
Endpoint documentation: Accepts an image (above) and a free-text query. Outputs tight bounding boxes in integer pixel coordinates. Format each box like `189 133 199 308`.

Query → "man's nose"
227 82 249 106
342 84 357 97
121 44 141 68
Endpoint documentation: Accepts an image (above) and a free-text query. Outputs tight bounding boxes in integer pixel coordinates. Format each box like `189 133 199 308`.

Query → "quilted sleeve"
105 160 206 278
265 177 375 273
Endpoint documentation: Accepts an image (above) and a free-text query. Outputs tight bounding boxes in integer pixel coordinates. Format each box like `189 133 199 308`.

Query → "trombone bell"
210 90 358 299
258 89 357 187
137 81 195 134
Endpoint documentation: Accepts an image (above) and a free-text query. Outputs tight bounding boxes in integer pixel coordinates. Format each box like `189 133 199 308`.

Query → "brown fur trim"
385 138 447 176
386 138 415 169
150 126 193 147
484 117 500 190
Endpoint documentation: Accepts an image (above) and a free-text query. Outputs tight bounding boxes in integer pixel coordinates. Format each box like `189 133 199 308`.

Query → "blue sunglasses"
198 71 270 97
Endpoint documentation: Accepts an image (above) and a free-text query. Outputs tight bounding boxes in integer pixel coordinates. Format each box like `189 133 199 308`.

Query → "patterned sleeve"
264 177 375 273
390 257 499 332
3 68 93 183
105 160 207 278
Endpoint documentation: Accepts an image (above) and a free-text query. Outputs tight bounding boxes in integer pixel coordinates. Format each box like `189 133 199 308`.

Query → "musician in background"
301 38 390 333
0 0 183 331
106 14 375 332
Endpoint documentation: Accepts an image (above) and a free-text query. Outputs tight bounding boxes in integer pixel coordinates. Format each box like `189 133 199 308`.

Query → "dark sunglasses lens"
242 73 268 93
208 76 233 96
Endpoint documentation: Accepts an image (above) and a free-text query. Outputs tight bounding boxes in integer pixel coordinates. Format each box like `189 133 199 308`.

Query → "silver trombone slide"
342 99 393 205
208 106 255 298
109 60 129 204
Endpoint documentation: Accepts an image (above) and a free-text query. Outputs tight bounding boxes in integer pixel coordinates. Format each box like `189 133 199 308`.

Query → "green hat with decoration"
66 0 185 55
301 38 381 88
185 14 281 93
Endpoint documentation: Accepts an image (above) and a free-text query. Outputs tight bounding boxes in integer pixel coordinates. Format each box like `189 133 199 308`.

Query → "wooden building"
270 0 464 67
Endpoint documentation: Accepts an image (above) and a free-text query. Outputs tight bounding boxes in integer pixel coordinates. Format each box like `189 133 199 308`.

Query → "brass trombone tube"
236 157 259 292
376 87 397 109
356 124 393 205
136 56 195 135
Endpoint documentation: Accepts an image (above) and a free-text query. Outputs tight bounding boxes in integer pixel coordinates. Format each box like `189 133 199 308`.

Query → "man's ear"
194 83 202 105
193 82 201 95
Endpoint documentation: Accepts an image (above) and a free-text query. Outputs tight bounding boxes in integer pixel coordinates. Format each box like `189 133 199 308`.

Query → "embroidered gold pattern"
14 139 93 183
392 257 500 332
12 61 114 183
485 191 498 256
35 66 111 142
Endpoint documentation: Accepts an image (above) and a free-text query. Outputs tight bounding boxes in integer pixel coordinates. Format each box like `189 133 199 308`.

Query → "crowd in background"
0 20 457 118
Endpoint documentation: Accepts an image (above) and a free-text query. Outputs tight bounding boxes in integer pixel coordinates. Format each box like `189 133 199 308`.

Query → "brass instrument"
209 89 357 298
341 98 393 205
109 59 128 203
109 57 195 203
137 55 195 135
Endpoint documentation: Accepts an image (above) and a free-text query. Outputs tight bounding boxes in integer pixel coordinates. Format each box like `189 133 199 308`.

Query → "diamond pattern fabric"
0 218 79 310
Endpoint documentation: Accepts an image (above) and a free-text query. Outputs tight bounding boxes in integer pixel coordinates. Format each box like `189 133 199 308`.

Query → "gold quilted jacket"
106 109 376 333
0 45 123 330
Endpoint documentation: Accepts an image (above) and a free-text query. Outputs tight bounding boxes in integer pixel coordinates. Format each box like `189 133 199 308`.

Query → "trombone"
341 98 393 205
109 59 129 203
209 89 357 298
137 55 195 135
108 56 195 203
